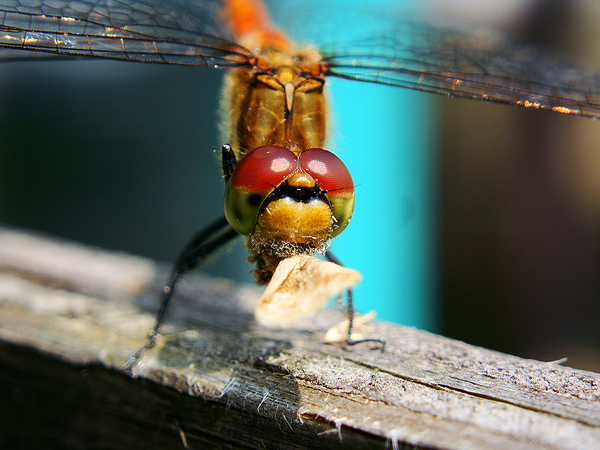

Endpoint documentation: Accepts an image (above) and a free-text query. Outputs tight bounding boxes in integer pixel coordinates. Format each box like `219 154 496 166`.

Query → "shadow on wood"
0 226 599 449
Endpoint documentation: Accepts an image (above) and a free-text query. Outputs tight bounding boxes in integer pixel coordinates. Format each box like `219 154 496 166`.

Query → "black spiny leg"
325 250 386 351
126 143 241 376
126 216 239 375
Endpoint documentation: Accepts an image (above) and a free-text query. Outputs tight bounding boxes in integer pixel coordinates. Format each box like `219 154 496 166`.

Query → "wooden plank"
0 225 599 449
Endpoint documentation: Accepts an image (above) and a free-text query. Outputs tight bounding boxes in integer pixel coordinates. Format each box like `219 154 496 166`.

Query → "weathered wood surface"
0 225 599 449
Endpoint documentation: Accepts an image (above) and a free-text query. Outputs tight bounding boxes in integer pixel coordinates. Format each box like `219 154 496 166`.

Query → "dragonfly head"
224 145 354 257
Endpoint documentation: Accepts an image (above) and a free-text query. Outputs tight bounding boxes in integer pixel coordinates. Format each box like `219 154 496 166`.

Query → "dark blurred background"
0 0 598 371
435 1 600 371
0 61 252 281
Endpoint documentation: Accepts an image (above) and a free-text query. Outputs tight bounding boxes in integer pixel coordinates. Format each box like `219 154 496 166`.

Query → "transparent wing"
0 0 252 67
320 22 600 119
1 1 599 118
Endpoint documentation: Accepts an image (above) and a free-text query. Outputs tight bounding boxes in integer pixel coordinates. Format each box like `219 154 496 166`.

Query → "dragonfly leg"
325 250 386 351
221 144 237 183
126 216 239 376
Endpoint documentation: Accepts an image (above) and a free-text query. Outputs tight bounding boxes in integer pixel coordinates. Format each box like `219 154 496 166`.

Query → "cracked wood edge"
0 225 599 449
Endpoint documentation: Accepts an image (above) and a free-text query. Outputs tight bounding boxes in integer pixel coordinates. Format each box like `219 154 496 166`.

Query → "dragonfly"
1 0 599 363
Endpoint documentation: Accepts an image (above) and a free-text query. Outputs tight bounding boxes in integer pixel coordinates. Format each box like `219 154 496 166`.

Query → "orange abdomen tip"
222 0 290 51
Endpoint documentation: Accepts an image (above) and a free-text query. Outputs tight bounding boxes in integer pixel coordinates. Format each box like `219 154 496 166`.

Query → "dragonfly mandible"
1 0 599 363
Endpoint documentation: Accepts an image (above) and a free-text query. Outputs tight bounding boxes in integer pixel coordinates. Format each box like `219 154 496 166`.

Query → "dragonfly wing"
0 0 251 67
320 21 600 119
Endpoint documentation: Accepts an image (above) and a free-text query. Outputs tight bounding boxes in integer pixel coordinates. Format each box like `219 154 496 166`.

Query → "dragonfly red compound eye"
231 146 299 194
300 148 354 194
225 146 299 235
300 148 355 237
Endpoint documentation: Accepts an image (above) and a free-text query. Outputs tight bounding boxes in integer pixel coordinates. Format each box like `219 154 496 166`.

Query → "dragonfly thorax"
222 48 328 158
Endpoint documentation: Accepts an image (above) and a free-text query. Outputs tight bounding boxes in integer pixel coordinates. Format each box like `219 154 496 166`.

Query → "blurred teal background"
0 1 599 371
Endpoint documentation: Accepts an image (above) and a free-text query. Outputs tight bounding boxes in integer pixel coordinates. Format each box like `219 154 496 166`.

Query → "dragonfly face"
224 145 355 263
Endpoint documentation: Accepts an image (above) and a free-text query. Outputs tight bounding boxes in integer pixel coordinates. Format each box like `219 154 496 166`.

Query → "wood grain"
0 226 598 449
